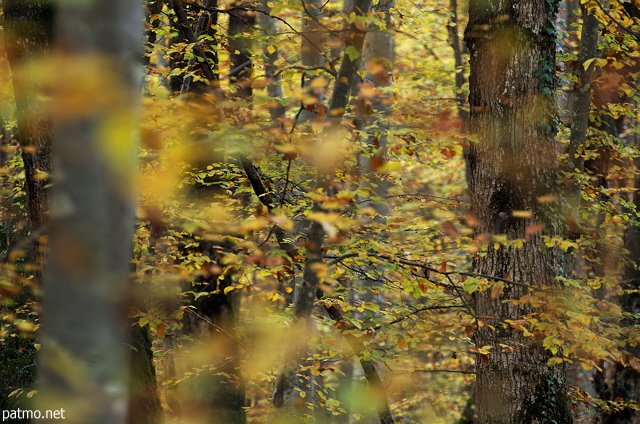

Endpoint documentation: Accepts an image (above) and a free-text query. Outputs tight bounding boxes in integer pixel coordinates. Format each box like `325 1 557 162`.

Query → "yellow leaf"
267 45 276 55
537 194 559 203
580 361 593 371
268 292 281 302
512 210 533 219
15 320 37 332
309 76 328 89
548 357 565 366
584 1 598 10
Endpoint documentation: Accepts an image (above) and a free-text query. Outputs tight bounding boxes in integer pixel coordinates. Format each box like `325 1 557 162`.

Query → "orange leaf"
441 147 456 159
156 323 166 338
438 260 447 273
491 283 504 299
526 223 545 235
397 335 408 350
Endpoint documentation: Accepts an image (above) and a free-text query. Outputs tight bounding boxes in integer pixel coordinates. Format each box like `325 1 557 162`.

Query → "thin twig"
327 252 563 294
374 305 466 330
415 369 476 374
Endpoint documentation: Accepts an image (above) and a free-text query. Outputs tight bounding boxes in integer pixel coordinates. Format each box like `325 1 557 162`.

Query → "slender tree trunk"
556 0 580 123
1 4 54 420
144 0 163 69
348 1 394 422
128 324 164 424
299 0 326 122
601 5 640 422
228 2 254 100
258 0 286 120
3 0 54 267
603 179 640 422
464 1 573 423
36 1 142 423
179 240 247 424
566 4 600 208
448 0 468 129
272 0 377 418
180 0 219 95
167 0 219 94
168 5 247 422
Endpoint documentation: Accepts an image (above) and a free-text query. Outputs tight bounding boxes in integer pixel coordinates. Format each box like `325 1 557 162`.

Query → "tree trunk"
179 0 219 95
3 0 54 267
272 0 375 417
228 2 255 100
448 0 469 129
128 324 164 424
601 5 640 423
179 239 248 424
299 0 326 122
603 182 640 422
168 4 248 420
566 4 600 208
464 1 573 423
36 1 142 423
1 3 55 419
348 2 394 422
257 0 286 120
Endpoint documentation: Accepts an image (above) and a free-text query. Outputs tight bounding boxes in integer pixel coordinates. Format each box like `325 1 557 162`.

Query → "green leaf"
345 45 360 61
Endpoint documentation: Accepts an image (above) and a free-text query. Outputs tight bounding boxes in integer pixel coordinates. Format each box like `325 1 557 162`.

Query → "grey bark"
465 1 573 423
323 302 395 424
299 0 327 122
36 1 142 423
329 0 373 117
348 1 394 422
556 0 580 121
258 0 286 120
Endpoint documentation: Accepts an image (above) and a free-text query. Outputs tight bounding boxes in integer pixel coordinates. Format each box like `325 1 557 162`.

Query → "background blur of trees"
1 0 640 423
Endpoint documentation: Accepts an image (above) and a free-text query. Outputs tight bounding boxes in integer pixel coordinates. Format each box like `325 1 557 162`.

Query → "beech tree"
465 0 573 422
36 1 142 423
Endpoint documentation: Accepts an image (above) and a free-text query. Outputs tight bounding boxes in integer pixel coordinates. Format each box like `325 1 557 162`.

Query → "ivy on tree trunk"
464 1 573 422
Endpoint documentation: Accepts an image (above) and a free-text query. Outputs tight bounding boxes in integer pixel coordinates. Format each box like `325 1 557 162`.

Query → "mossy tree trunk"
464 1 573 423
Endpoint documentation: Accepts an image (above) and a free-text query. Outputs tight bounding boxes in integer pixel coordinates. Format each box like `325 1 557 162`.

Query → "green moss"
519 371 573 424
